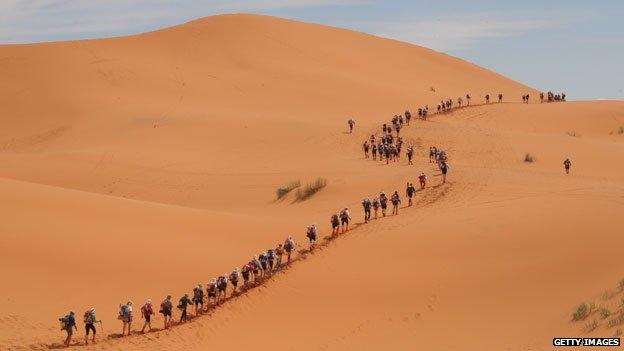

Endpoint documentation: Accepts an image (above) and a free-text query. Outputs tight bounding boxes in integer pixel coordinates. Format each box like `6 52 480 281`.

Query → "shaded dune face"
1 13 623 351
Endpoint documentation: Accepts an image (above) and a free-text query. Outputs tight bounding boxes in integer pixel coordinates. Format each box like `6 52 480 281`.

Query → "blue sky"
1 0 622 100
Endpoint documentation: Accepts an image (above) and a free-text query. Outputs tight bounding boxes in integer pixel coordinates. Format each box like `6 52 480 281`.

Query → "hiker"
406 183 416 206
372 143 377 160
216 275 228 303
561 93 566 101
192 284 204 315
382 124 387 134
258 252 268 277
362 198 372 223
485 94 490 104
384 144 391 164
458 97 463 107
406 145 414 165
563 158 572 174
340 208 351 233
405 110 411 125
331 212 340 235
207 279 218 306
267 248 276 272
284 236 296 262
466 94 471 106
540 92 544 103
371 197 380 219
525 93 530 103
83 308 99 344
391 191 401 215
60 311 77 347
363 141 370 158
241 263 251 288
250 257 261 282
230 268 240 294
348 118 355 133
275 244 285 269
306 224 318 249
118 301 133 336
140 300 154 333
429 146 436 163
177 293 193 322
498 93 503 103
418 172 427 189
159 295 173 329
440 162 449 183
379 192 388 217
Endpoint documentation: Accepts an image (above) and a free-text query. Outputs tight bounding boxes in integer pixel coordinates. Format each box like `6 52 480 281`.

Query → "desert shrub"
276 181 301 200
573 303 589 321
585 320 598 332
600 307 611 319
524 153 535 163
608 315 624 328
295 178 327 201
566 131 580 137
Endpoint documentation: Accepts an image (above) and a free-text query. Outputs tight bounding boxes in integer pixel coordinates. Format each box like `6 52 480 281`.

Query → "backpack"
284 240 294 251
59 315 69 330
83 311 94 324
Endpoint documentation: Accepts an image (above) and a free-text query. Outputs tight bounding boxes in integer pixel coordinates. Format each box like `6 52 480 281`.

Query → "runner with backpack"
348 118 355 133
340 208 351 233
284 236 296 262
440 162 449 183
363 141 370 158
418 172 427 189
406 145 414 165
498 93 503 103
362 198 372 223
258 252 268 277
372 143 377 160
485 94 490 104
241 263 251 288
306 224 318 250
267 248 276 272
230 268 240 294
372 197 380 219
275 244 285 269
207 279 218 306
159 295 173 329
391 191 401 215
217 275 228 303
192 284 204 315
331 213 340 236
83 308 100 344
405 110 411 125
118 301 133 336
140 300 154 333
59 311 77 347
379 192 388 217
406 183 416 206
177 294 193 322
563 158 572 174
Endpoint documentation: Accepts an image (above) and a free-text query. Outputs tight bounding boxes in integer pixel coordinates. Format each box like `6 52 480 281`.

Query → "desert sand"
0 14 623 351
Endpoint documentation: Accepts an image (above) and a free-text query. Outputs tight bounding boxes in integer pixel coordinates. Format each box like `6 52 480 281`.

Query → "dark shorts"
194 298 203 305
145 314 151 323
308 234 317 242
261 262 267 270
86 323 96 335
242 272 250 280
66 327 74 335
218 285 226 292
208 292 216 298
231 280 238 287
381 203 387 209
161 309 172 317
332 222 339 229
341 218 349 225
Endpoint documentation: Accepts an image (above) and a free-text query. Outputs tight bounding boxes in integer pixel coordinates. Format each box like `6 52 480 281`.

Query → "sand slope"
0 13 623 351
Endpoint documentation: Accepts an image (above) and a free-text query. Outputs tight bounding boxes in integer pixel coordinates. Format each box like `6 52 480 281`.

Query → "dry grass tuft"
524 153 535 163
295 178 327 201
276 181 301 200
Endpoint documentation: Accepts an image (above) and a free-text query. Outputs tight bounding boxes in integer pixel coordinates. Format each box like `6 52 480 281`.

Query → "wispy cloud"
373 12 574 52
0 0 365 43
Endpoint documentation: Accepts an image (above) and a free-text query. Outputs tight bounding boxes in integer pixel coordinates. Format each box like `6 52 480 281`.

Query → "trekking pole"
99 320 103 333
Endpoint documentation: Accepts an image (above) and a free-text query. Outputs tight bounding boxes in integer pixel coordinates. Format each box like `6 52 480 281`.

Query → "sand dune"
1 13 623 351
